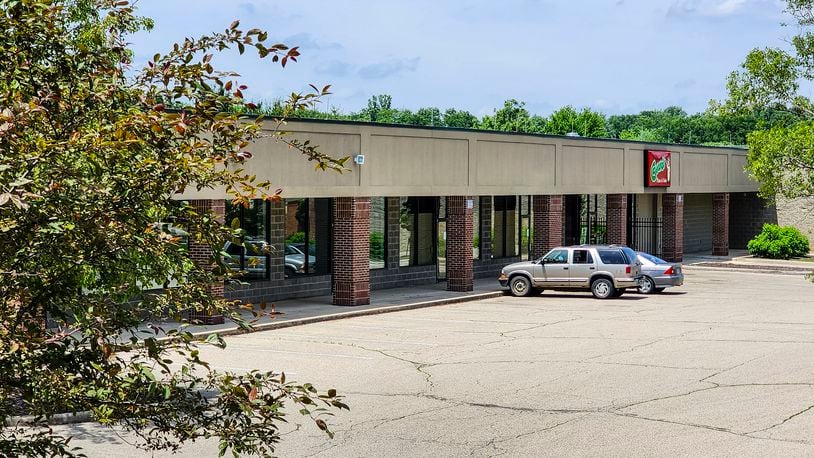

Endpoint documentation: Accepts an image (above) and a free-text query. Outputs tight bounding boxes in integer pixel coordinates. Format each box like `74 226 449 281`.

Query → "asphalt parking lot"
59 267 814 457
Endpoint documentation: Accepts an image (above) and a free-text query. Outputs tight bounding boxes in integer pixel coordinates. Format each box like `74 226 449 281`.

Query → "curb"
15 290 505 427
191 290 507 340
683 265 810 276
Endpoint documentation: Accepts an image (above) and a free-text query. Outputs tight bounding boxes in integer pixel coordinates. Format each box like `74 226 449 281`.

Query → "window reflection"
224 200 269 280
370 197 386 269
284 198 332 277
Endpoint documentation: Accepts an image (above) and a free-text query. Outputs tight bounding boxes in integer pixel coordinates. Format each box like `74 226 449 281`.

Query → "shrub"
747 224 810 259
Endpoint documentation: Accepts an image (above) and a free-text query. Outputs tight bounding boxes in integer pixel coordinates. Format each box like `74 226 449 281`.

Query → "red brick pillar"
532 195 563 259
333 197 370 306
188 199 225 325
607 194 628 246
446 196 474 292
662 194 684 262
713 193 730 256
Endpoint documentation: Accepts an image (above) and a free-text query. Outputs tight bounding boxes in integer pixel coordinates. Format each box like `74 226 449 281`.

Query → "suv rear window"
621 247 637 264
597 249 626 265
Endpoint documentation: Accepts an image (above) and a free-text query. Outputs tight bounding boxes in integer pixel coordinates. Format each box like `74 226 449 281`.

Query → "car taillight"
625 266 631 274
663 266 674 275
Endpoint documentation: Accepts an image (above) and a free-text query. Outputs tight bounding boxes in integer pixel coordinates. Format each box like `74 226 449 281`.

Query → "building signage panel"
645 150 671 187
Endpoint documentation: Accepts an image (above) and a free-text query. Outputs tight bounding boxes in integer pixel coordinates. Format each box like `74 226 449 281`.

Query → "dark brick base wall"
371 265 438 290
729 192 778 249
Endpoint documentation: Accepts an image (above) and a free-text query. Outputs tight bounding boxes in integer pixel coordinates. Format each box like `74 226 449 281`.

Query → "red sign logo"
646 150 671 187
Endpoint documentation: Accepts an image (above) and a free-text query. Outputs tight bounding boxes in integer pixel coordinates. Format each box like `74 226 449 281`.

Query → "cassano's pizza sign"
645 150 671 187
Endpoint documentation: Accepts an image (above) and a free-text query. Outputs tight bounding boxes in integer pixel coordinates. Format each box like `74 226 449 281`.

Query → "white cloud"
712 0 747 15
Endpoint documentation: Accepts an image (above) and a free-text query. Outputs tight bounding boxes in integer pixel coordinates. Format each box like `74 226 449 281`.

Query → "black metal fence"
579 217 607 245
628 216 662 256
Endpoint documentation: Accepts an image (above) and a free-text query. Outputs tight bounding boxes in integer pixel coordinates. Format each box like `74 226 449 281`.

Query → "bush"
747 224 810 259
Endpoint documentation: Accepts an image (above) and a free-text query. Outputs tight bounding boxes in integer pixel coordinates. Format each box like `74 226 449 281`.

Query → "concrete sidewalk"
684 249 814 275
140 278 505 339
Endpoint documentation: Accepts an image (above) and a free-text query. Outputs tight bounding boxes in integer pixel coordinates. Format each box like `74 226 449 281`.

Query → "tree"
719 0 814 199
0 1 348 456
545 106 608 138
442 108 478 128
479 99 544 133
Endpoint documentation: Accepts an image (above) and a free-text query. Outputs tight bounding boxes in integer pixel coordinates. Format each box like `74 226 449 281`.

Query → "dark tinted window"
597 249 626 265
573 249 594 264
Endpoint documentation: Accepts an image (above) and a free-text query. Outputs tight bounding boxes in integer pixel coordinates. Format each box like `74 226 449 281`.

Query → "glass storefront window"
224 200 270 280
493 196 518 258
370 197 386 269
520 196 531 260
400 196 436 266
284 198 332 277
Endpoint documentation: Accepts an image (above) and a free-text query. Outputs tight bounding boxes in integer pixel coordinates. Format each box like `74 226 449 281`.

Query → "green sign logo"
650 157 667 182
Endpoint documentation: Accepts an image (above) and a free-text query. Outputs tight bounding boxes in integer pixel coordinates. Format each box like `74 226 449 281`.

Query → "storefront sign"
645 150 671 187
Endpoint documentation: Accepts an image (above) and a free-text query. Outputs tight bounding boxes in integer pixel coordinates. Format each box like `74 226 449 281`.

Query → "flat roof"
268 116 747 151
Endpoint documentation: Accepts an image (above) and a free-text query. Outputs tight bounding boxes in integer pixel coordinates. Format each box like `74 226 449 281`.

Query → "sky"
128 0 795 117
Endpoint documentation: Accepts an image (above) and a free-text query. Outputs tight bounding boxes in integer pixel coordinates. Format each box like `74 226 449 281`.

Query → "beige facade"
180 120 757 200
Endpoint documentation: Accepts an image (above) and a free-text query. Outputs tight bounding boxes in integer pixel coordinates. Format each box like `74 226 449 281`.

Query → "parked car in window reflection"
284 243 316 277
223 239 269 275
635 251 684 294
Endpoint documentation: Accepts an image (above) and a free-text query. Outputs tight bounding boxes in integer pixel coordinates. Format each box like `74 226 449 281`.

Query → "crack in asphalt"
747 403 814 435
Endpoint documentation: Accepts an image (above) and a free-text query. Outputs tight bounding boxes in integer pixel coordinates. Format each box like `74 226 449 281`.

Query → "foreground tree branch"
0 0 349 456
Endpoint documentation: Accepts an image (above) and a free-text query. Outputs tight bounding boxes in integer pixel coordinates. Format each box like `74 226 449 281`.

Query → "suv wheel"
591 278 616 299
509 276 533 297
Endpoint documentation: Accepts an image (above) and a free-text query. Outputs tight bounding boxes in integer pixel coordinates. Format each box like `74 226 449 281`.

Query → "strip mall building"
182 119 775 307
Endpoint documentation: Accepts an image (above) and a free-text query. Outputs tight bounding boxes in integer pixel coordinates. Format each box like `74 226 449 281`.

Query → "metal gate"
628 216 662 256
579 216 607 245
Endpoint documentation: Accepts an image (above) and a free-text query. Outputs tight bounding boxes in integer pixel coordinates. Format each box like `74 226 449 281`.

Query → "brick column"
532 195 563 259
268 200 285 282
606 194 628 245
188 199 225 325
662 194 684 262
713 193 730 256
446 196 474 291
332 197 370 306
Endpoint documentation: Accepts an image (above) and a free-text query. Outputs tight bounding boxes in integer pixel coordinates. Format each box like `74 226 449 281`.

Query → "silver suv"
498 245 642 299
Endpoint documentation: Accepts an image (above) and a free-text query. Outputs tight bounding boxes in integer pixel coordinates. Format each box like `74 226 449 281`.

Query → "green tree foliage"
718 0 814 199
545 106 608 137
0 1 348 456
479 99 546 133
442 108 479 128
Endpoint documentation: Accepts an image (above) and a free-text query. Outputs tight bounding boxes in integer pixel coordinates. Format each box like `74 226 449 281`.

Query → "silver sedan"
636 252 684 294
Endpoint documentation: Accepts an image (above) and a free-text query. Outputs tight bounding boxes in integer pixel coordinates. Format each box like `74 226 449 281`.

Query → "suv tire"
591 278 616 299
509 276 533 297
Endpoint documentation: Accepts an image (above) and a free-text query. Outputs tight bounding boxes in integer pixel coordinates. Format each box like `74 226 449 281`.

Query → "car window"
285 244 300 255
543 249 569 264
597 249 626 265
621 247 638 264
573 249 594 264
638 252 666 265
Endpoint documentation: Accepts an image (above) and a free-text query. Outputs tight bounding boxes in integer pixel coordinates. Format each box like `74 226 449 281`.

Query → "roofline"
164 108 746 150
273 116 748 151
